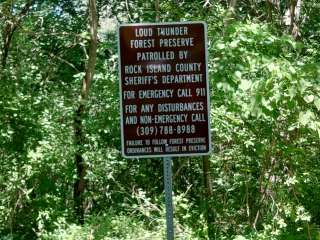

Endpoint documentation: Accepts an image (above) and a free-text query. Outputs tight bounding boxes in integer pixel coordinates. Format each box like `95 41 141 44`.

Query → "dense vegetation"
0 0 319 239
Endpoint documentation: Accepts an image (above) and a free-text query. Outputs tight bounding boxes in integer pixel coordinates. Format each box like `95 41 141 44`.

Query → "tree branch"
1 0 35 68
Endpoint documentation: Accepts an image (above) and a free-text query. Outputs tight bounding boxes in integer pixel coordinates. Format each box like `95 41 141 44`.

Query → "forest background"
0 0 319 239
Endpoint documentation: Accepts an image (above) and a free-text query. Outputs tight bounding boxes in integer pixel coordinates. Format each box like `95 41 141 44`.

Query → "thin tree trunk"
224 0 238 29
229 0 237 9
73 0 97 225
1 0 34 68
289 0 297 33
291 0 302 39
267 0 273 21
155 0 160 22
2 25 15 68
283 0 302 39
266 0 281 22
203 155 215 239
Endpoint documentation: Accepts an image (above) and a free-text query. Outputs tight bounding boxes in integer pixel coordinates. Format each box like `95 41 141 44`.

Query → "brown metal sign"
118 22 211 158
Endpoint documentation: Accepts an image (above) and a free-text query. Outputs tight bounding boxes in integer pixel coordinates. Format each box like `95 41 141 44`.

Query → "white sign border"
118 21 212 158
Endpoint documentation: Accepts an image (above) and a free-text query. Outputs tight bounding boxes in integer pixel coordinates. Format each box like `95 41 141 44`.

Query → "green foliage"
0 0 319 239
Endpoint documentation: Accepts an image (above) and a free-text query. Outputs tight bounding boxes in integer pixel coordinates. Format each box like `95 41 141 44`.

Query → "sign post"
163 157 174 239
118 22 211 239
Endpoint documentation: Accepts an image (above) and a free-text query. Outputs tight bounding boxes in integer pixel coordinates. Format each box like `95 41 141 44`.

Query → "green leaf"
288 86 296 99
314 97 320 111
299 79 312 93
239 79 251 91
303 95 314 103
298 110 315 126
234 71 242 79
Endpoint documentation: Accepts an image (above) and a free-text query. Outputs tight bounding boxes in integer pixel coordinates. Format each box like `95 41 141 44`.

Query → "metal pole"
163 157 174 240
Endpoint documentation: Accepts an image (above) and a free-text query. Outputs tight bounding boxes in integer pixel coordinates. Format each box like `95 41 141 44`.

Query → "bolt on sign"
118 22 211 158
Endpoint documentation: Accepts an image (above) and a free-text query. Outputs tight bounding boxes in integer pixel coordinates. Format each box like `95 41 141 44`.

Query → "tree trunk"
283 0 302 39
291 0 302 39
1 0 34 69
203 156 215 239
266 0 273 21
289 0 297 33
224 0 238 29
2 25 15 68
155 0 160 22
73 0 97 224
